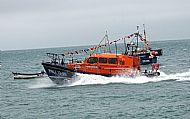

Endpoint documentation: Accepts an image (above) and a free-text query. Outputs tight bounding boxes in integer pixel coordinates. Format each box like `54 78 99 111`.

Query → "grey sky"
0 0 190 50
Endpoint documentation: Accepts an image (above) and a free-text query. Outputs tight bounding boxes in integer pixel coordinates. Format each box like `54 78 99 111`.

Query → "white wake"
29 69 190 88
69 70 190 86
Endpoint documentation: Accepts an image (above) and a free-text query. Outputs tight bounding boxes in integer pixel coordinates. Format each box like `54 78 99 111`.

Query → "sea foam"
29 70 190 88
69 70 190 86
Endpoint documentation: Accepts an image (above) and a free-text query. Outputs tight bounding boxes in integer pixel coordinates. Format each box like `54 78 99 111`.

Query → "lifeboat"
42 53 142 84
42 26 161 84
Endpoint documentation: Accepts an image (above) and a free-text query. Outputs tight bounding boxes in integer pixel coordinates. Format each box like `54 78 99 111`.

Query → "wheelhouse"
83 53 140 67
66 53 140 76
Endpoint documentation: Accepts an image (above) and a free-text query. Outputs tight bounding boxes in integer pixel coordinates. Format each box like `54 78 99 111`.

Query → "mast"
96 31 111 54
124 38 127 54
114 41 117 57
105 31 111 53
136 25 139 52
143 24 148 50
104 32 107 53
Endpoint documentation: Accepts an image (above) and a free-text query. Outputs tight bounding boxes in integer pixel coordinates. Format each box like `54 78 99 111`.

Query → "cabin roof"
90 53 123 58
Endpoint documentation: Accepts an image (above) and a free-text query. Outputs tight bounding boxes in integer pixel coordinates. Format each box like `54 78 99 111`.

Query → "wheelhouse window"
87 57 98 64
99 58 107 63
108 58 118 64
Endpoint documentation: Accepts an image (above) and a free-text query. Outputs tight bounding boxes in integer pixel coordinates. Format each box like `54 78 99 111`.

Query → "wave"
28 77 56 89
29 70 190 88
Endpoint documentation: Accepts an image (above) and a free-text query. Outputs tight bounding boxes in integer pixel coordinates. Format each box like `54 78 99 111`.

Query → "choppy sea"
0 39 190 119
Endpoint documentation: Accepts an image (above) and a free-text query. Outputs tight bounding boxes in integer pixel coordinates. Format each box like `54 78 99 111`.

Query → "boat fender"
151 51 159 56
151 64 155 71
155 64 160 71
149 56 153 59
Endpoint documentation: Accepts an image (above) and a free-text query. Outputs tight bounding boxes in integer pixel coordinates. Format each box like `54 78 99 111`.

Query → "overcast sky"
0 0 190 50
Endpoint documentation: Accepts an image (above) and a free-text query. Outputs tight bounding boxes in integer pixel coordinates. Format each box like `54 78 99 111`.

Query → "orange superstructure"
67 53 140 76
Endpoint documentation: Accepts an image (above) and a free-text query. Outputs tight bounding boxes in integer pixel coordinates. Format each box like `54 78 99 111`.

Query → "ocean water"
0 39 190 119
